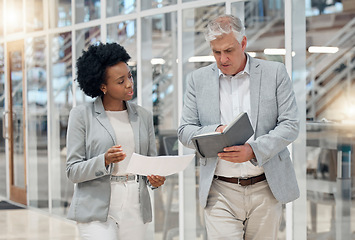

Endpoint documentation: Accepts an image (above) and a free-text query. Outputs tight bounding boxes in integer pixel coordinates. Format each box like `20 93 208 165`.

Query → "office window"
26 0 44 32
75 0 101 24
50 0 72 28
141 0 177 10
107 0 136 17
26 37 48 208
6 0 23 34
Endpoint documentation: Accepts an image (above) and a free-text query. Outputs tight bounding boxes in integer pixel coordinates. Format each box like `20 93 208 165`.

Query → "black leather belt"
214 173 266 186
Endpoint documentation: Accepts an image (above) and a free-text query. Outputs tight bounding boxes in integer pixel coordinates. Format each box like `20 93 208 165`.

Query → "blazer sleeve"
178 72 221 149
66 106 110 183
249 63 300 166
147 110 157 157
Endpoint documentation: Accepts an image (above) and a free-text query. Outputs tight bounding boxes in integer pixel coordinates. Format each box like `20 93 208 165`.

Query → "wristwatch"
250 158 258 166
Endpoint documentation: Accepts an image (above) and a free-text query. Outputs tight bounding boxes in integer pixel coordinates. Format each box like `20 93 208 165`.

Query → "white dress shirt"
214 55 264 178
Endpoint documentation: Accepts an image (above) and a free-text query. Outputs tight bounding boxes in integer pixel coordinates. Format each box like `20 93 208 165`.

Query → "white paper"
125 153 195 176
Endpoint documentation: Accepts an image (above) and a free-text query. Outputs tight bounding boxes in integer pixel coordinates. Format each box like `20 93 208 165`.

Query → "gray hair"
204 14 245 43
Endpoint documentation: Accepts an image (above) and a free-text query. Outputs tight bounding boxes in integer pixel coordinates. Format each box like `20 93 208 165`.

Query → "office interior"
0 0 355 239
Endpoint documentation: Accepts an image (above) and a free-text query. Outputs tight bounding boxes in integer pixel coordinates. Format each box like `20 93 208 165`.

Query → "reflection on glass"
26 0 44 32
75 26 101 104
26 37 48 208
10 50 25 188
75 0 101 23
6 0 23 34
50 32 73 216
50 0 72 28
0 44 5 196
141 0 177 10
107 0 136 17
141 12 180 238
107 20 137 100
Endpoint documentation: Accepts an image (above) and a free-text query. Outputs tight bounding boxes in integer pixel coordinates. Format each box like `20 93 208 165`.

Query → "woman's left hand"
147 175 166 188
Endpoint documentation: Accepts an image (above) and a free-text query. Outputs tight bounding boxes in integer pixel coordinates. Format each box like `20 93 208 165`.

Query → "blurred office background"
0 0 354 239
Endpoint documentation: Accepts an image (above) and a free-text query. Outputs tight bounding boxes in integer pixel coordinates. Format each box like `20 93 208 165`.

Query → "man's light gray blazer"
178 56 300 208
66 97 156 223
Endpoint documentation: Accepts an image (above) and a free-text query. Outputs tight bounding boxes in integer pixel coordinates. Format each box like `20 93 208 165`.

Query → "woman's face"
101 62 134 103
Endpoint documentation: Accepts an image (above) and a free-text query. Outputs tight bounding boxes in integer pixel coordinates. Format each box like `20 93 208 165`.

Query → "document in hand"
191 112 254 158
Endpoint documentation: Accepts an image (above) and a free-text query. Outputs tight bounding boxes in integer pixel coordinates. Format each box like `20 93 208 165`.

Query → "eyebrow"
114 72 132 82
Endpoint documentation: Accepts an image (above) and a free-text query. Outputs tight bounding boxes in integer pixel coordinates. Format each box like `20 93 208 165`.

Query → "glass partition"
0 43 5 197
305 1 355 238
49 31 73 216
75 26 101 105
75 0 101 24
26 0 44 32
141 12 180 239
141 0 177 10
49 0 72 28
232 0 285 62
181 4 225 240
107 0 136 17
6 0 23 34
26 37 48 208
0 0 3 38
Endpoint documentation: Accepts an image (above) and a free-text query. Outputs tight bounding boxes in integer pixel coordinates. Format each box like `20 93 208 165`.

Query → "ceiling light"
308 46 339 54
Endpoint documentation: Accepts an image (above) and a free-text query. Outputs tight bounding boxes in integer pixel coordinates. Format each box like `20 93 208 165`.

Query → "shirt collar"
218 53 250 78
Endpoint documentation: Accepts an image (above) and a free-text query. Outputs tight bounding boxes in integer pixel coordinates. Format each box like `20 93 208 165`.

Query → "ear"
100 84 107 94
241 36 247 51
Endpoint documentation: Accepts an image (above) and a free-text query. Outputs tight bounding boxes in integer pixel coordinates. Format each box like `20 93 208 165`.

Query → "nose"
220 52 228 63
126 77 133 88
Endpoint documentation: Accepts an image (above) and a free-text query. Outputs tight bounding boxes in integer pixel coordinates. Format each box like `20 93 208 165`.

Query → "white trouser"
204 179 282 240
77 181 147 240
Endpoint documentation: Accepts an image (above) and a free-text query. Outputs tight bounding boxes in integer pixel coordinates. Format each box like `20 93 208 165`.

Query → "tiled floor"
0 208 79 240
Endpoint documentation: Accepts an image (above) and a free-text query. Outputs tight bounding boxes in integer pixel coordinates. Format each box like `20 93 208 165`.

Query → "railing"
306 17 355 119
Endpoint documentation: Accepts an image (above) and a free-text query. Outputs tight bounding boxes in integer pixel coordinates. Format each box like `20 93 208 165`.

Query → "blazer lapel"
94 97 116 145
208 64 221 124
249 57 261 132
126 102 140 153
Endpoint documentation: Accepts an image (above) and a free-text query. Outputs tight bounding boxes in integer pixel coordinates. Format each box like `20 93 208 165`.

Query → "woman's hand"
147 175 166 188
104 145 126 166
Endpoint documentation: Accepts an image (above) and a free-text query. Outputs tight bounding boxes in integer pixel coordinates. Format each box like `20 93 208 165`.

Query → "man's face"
210 32 247 76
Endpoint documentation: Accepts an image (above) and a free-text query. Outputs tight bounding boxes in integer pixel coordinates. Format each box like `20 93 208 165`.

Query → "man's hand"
104 145 126 166
218 143 255 163
147 175 166 188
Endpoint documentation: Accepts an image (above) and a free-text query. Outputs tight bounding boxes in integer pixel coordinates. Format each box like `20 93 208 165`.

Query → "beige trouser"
204 178 282 240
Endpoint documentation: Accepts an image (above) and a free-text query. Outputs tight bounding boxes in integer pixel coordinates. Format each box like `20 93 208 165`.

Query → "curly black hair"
76 42 131 98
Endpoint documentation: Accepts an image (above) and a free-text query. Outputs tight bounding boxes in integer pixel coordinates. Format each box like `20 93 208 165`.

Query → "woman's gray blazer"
178 56 300 208
66 97 156 223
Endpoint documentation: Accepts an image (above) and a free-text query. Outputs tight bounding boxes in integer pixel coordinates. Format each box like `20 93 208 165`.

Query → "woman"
66 42 166 240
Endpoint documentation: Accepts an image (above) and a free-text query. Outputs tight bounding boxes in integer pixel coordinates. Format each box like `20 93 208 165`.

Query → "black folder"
191 112 254 158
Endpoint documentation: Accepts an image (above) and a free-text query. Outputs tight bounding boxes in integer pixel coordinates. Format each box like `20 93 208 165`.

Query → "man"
178 14 299 239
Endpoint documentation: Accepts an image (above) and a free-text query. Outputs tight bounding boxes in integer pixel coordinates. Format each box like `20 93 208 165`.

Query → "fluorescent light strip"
264 48 295 56
151 58 166 65
308 46 339 54
188 56 215 62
